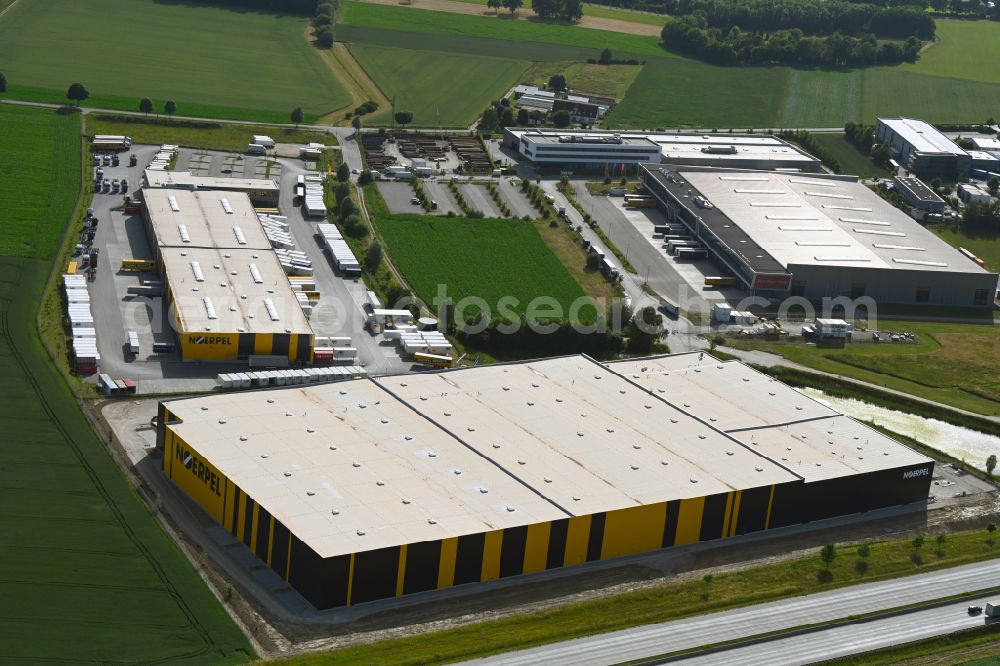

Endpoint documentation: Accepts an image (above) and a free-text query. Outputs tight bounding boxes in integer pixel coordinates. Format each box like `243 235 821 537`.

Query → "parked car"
410 197 420 205
120 178 128 191
111 178 120 192
102 155 111 166
102 179 111 192
351 168 360 175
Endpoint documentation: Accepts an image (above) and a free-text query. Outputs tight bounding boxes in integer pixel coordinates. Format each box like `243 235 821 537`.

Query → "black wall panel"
454 533 486 585
404 540 442 595
500 526 528 578
351 546 401 604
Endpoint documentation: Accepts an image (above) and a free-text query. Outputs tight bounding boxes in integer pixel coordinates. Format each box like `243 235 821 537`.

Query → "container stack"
317 223 360 275
216 365 365 390
287 276 318 319
63 274 100 373
147 145 177 171
398 330 452 356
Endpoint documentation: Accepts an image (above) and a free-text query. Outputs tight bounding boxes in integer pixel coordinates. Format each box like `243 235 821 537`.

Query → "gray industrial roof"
144 188 272 250
894 176 943 204
161 246 311 335
878 118 967 157
676 169 990 273
144 170 278 193
163 353 929 557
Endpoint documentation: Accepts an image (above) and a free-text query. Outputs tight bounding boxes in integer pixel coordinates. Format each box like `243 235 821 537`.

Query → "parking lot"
459 183 502 218
377 181 424 214
422 180 462 215
497 177 537 219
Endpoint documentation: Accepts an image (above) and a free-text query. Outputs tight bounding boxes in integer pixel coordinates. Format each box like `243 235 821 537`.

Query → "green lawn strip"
340 1 667 59
932 225 1000 273
5 85 300 124
726 321 1000 418
558 184 636 273
275 528 1000 665
819 623 1000 665
85 114 335 153
751 364 1000 438
779 69 862 128
347 44 530 128
621 587 1000 666
0 0 348 120
810 133 892 179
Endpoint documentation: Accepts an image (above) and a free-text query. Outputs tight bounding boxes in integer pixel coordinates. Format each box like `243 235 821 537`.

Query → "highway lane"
462 559 1000 666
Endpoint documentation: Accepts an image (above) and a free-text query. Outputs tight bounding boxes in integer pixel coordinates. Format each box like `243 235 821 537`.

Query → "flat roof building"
503 128 821 171
158 353 932 610
893 176 946 213
141 188 313 362
876 118 971 180
144 169 279 206
970 136 1000 153
640 165 998 306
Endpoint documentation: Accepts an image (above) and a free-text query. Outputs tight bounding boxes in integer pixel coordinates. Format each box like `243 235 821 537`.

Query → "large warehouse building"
141 188 313 362
158 353 932 609
641 165 999 305
503 128 821 171
875 118 971 181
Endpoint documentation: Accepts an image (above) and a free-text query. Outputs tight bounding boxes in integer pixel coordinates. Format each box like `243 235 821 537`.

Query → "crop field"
0 0 349 122
341 1 667 59
860 68 1000 124
377 214 591 319
0 105 81 259
0 106 253 662
565 63 643 98
348 44 530 127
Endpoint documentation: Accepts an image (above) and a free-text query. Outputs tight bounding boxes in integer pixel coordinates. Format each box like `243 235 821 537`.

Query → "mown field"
0 105 81 259
900 18 1000 84
348 44 530 127
0 105 253 663
0 0 349 122
730 321 1000 416
933 226 1000 273
377 214 590 319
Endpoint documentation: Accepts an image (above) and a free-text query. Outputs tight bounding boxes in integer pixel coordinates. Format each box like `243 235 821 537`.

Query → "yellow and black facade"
156 355 934 611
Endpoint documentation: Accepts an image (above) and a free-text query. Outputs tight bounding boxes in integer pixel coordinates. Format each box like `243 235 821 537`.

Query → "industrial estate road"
462 559 1000 666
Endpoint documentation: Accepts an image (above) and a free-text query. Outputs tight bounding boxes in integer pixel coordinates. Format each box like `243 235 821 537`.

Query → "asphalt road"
462 559 1000 666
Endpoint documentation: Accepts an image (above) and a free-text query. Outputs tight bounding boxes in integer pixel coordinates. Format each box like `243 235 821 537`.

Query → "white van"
247 143 266 155
127 331 139 355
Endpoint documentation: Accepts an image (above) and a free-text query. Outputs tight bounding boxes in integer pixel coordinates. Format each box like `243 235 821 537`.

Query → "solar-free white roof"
165 355 807 557
878 118 967 157
145 188 271 250
679 170 990 273
609 353 931 482
144 169 278 194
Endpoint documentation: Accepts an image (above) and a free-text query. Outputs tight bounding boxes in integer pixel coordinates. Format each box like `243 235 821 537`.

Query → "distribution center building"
503 128 821 171
141 187 313 362
875 118 971 180
641 165 999 305
158 353 933 609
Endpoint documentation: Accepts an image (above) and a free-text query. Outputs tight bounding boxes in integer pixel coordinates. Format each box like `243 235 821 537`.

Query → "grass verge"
276 526 1000 665
820 623 1000 665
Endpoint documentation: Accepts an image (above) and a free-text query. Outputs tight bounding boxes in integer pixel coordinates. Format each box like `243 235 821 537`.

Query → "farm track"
309 28 392 125
0 259 217 664
354 0 663 36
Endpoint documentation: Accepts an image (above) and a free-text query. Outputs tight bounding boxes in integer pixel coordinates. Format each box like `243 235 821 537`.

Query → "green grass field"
348 44 530 127
811 132 892 179
341 1 667 59
277 527 1000 665
933 225 1000 273
730 321 1000 416
377 214 590 319
901 19 1000 84
0 105 253 662
0 105 81 259
0 0 349 122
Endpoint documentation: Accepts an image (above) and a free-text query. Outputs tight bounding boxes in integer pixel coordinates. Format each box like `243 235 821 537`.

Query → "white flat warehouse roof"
145 169 278 193
678 170 991 272
878 118 967 157
161 246 311 336
144 188 272 250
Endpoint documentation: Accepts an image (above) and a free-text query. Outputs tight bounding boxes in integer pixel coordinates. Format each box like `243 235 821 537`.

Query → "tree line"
194 0 317 14
530 0 584 20
662 17 922 67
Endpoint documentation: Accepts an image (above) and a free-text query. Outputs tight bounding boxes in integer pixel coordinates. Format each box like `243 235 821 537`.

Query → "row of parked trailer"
300 174 327 218
63 274 101 373
654 223 708 260
317 223 361 275
216 365 365 390
147 145 177 172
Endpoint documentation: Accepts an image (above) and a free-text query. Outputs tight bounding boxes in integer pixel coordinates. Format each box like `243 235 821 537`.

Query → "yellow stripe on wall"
396 544 408 597
721 493 734 539
346 553 356 606
438 538 458 589
266 517 275 566
675 496 705 545
249 503 260 552
765 485 777 529
729 491 743 536
563 515 592 566
481 530 503 582
523 522 551 574
601 503 667 560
